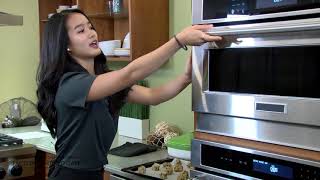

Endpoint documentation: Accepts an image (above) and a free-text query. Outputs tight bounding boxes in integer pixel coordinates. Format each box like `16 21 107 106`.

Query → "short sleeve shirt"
54 72 117 170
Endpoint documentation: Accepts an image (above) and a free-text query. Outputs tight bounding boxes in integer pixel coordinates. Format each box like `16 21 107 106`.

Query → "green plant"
119 80 149 119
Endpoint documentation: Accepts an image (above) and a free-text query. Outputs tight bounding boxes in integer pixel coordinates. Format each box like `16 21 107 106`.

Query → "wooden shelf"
87 12 128 19
106 56 131 62
38 0 169 63
40 12 128 22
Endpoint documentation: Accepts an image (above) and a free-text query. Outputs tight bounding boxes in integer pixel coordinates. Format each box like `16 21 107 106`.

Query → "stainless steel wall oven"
191 1 320 179
192 0 320 156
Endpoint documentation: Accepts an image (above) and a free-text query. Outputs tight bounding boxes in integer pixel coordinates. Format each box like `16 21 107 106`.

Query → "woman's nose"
89 30 96 39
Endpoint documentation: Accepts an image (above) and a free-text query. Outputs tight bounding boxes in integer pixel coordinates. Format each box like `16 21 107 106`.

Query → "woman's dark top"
53 72 118 170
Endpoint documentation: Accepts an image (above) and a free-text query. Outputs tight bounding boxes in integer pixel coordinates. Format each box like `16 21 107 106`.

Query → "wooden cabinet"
38 0 169 62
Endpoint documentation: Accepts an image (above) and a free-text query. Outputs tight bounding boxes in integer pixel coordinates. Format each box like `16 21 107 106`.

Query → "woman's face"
66 13 101 60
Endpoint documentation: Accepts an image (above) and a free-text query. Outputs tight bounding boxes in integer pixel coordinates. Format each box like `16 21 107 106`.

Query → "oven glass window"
208 46 320 98
203 0 251 19
202 0 320 20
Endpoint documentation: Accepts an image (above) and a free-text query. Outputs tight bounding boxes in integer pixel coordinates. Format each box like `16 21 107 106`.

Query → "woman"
37 9 221 180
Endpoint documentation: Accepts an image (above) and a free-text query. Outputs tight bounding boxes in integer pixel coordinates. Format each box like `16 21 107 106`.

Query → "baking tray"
122 158 191 180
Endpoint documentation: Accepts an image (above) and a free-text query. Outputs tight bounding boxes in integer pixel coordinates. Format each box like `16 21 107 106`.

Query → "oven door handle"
207 17 320 36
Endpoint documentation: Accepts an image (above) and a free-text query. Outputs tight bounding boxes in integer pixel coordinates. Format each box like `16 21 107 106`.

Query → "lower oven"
192 17 320 151
191 139 320 180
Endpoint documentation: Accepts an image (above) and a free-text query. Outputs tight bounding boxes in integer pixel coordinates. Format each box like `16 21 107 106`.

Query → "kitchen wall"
111 0 194 133
0 0 39 104
150 0 193 132
0 0 194 132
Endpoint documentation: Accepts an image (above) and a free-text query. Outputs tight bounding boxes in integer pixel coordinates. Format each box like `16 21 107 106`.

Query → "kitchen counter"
0 125 169 179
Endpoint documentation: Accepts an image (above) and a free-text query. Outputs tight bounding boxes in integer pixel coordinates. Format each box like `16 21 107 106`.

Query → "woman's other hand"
184 54 192 83
176 24 222 46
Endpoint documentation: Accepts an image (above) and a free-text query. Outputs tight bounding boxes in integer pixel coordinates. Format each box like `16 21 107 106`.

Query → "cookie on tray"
174 163 183 172
159 171 168 179
172 158 182 165
137 165 146 174
177 170 189 180
162 165 173 175
162 162 172 168
151 163 160 171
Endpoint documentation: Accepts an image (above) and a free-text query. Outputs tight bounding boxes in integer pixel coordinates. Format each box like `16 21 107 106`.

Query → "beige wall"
0 0 39 103
110 0 194 132
149 0 193 132
0 0 194 132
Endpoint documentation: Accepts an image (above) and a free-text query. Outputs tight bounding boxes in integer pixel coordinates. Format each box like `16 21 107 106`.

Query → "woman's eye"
89 26 95 30
78 29 84 33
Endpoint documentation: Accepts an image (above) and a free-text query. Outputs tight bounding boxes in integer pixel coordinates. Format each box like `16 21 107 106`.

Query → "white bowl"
122 32 130 49
114 48 130 56
58 5 70 10
56 5 70 13
99 40 121 56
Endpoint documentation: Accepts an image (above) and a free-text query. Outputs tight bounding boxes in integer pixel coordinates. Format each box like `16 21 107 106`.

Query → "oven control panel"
0 167 6 179
0 144 36 180
192 140 320 180
0 158 35 180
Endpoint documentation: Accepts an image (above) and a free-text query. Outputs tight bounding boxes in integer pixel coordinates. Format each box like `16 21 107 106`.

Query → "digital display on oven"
253 159 294 179
256 0 298 9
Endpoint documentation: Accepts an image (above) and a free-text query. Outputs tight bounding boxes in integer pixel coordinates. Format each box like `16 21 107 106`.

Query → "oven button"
8 164 22 176
0 167 6 179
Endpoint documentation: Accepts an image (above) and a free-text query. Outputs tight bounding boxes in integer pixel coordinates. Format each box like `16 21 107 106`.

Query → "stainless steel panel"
209 30 320 49
196 113 320 151
206 18 320 36
192 0 320 25
190 169 232 180
192 29 320 128
191 139 320 179
192 140 261 180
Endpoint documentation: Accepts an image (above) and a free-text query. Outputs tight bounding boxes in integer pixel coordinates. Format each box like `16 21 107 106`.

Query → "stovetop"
0 133 23 147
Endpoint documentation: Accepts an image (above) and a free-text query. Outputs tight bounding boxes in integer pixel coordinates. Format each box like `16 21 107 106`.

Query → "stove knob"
8 164 22 176
0 167 6 179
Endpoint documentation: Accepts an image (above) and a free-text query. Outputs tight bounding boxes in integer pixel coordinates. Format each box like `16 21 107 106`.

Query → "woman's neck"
72 56 95 75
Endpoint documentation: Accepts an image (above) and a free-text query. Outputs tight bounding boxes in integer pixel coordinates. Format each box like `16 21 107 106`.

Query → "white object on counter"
41 119 50 133
118 116 149 139
167 147 191 160
8 131 51 140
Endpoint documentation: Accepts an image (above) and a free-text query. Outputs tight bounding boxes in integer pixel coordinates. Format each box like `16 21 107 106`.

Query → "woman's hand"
176 24 222 46
127 54 193 105
184 54 192 83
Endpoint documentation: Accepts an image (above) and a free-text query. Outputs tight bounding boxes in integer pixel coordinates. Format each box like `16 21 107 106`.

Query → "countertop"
0 125 169 179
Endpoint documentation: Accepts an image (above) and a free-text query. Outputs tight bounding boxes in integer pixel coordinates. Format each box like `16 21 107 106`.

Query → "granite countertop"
0 125 169 179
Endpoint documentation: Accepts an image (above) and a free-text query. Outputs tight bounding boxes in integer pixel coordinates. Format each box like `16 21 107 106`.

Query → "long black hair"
36 9 130 138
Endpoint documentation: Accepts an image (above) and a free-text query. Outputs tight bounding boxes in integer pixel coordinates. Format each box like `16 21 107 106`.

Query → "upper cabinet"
38 0 169 62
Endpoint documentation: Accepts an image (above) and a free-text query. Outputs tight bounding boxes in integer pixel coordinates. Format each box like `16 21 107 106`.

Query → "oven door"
192 26 320 128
